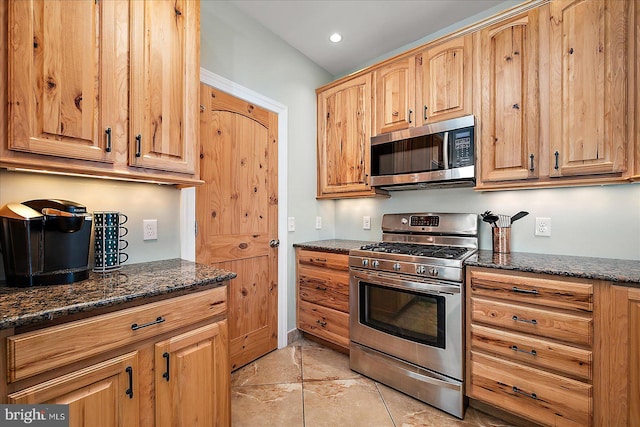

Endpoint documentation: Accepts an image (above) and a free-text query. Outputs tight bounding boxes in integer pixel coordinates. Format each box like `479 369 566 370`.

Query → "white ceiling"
227 0 509 76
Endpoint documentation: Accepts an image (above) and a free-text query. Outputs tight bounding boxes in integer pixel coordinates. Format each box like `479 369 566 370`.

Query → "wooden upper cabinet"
478 9 541 184
373 56 416 135
549 0 628 178
7 0 117 163
129 0 199 174
416 35 473 126
317 74 380 198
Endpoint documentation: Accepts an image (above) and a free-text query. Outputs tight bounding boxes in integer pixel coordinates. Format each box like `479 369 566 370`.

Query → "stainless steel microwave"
370 115 475 190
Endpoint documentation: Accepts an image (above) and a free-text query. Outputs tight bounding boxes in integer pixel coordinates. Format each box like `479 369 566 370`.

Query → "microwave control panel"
451 128 474 168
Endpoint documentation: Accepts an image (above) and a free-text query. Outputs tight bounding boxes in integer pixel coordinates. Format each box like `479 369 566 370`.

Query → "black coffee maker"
0 199 92 286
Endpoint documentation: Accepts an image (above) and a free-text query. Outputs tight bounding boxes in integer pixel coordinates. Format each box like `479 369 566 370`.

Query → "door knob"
269 239 280 247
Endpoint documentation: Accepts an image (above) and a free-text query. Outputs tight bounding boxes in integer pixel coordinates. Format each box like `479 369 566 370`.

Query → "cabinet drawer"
298 265 349 312
470 297 592 346
470 324 592 381
7 287 227 383
298 300 349 348
297 249 349 271
469 351 592 427
469 269 593 312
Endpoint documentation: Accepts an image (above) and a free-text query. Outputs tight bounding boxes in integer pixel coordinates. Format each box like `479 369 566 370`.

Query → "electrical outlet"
287 217 296 232
315 216 322 229
535 217 551 237
143 219 158 240
363 216 371 230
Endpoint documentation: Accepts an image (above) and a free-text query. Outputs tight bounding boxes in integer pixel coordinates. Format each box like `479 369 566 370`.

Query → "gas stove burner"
360 242 470 260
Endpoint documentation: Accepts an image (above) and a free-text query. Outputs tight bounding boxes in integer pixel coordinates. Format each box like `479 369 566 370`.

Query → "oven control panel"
410 215 439 227
350 256 463 283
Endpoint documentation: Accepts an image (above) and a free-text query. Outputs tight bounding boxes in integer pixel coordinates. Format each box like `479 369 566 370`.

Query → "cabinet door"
7 0 117 163
129 0 199 174
155 320 230 427
374 57 415 135
8 352 139 427
479 9 540 183
549 0 628 177
417 35 472 125
317 74 374 197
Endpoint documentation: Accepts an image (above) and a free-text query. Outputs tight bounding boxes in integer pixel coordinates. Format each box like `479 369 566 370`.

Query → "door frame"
181 68 289 349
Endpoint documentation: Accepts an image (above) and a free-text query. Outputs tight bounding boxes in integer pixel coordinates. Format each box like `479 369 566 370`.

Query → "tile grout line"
374 381 398 427
299 344 306 427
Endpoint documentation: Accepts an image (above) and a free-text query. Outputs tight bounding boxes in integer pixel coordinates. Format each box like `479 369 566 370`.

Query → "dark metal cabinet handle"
512 286 539 295
312 258 327 263
512 315 537 325
131 316 165 331
512 386 537 400
125 366 134 399
529 154 534 172
423 105 428 121
510 345 537 356
135 134 142 157
105 128 112 152
408 109 413 124
554 151 559 170
162 352 170 382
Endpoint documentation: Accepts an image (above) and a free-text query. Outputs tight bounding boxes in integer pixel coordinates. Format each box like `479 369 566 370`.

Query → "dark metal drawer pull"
512 386 537 400
316 320 327 327
131 316 165 331
510 345 537 356
512 287 539 295
125 366 134 399
315 285 328 291
162 352 170 382
313 258 327 263
512 315 537 325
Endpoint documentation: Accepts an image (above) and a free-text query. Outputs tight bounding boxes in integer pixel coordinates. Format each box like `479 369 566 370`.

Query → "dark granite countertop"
293 240 640 287
0 259 236 330
293 239 374 254
466 250 640 286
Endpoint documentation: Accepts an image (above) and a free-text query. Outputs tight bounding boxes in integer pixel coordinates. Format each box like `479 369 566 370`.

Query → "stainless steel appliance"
0 199 92 286
349 212 478 418
370 115 475 190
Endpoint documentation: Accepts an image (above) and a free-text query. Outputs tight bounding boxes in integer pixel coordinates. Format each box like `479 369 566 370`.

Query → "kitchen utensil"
510 211 529 224
480 211 499 227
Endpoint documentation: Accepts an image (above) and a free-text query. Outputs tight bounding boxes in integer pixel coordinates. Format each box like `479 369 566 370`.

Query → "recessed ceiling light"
329 33 342 43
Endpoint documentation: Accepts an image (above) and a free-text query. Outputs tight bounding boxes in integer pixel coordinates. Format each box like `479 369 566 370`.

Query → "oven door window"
359 281 445 348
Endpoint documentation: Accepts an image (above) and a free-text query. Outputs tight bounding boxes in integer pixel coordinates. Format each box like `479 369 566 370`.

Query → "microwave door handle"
442 131 449 169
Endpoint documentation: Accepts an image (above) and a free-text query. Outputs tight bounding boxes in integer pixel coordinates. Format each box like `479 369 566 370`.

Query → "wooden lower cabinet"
8 352 140 427
296 248 350 350
155 321 230 427
2 287 230 427
596 285 640 427
466 267 594 426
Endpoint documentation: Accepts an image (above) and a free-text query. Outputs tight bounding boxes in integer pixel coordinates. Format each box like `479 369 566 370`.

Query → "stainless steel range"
349 212 478 419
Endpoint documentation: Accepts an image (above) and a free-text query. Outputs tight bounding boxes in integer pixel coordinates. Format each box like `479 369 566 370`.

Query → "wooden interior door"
197 84 278 370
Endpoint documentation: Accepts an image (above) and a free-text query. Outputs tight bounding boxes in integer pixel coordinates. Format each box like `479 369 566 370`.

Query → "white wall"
335 184 640 260
0 170 182 272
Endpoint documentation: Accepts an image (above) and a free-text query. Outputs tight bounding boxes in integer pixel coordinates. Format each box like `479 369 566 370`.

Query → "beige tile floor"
231 338 518 427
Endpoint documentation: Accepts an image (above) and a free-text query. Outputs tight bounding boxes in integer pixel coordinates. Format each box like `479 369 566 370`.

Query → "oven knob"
429 268 439 277
372 260 380 268
393 263 401 271
362 259 369 267
416 265 426 275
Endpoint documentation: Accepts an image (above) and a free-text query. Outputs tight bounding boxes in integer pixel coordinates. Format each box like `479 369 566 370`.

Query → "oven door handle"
351 271 460 296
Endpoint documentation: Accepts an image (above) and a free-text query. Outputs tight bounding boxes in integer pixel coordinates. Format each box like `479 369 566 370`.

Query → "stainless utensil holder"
492 227 511 254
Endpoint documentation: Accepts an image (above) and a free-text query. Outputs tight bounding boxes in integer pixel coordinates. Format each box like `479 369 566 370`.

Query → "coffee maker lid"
0 203 43 220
